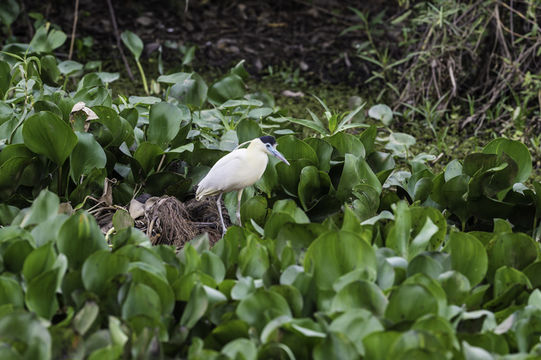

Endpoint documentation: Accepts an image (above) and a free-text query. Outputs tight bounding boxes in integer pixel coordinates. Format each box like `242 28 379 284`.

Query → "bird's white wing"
196 150 249 198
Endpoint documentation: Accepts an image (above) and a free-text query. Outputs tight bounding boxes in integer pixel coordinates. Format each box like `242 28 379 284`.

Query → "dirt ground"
16 0 396 84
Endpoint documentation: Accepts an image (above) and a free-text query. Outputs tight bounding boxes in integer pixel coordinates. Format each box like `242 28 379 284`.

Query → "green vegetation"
0 1 541 359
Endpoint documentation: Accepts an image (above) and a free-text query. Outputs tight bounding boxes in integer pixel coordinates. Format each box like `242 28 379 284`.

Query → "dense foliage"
0 5 541 360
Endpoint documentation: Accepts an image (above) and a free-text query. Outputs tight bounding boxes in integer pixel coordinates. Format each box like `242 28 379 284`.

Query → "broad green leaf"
0 61 11 98
222 338 257 360
58 60 83 75
0 0 20 27
277 135 319 165
56 211 107 270
120 31 143 60
0 276 23 307
19 190 59 227
487 232 537 280
368 104 393 125
0 312 51 360
147 102 183 148
304 230 377 291
363 331 401 360
25 268 60 319
438 271 471 305
157 72 191 84
483 138 532 183
180 283 208 328
29 25 67 53
112 209 134 231
238 236 269 278
82 250 129 295
92 106 132 147
70 132 107 182
169 72 208 108
331 280 387 316
329 309 384 356
493 266 531 298
121 283 161 320
129 266 175 315
208 74 245 104
446 232 488 287
385 283 438 323
313 332 359 360
326 132 365 158
73 302 99 335
409 217 438 259
386 201 411 258
133 142 163 174
200 251 226 284
22 111 78 165
22 242 57 283
237 118 262 144
236 288 291 331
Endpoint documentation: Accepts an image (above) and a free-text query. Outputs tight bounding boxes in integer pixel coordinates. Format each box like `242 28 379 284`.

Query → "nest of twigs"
142 196 230 248
88 188 230 249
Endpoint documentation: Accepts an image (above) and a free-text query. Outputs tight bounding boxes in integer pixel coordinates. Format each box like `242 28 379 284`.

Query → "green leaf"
22 242 57 283
112 209 134 231
385 283 438 323
313 332 359 360
29 25 67 53
70 132 107 182
238 237 270 278
0 276 23 308
180 283 208 328
22 111 78 165
120 31 143 60
331 280 388 316
0 60 11 98
25 268 60 319
386 201 411 258
19 190 59 227
222 338 257 360
483 138 532 183
148 102 183 148
445 232 488 287
134 142 163 174
329 309 383 356
0 0 20 27
56 211 107 270
326 132 365 158
169 72 208 108
487 232 537 280
236 288 291 332
368 104 393 125
58 60 83 76
73 302 99 335
237 118 262 144
363 331 401 360
0 312 51 360
304 230 377 291
208 74 245 104
409 217 438 260
277 135 319 165
122 283 161 320
82 250 130 295
92 106 132 147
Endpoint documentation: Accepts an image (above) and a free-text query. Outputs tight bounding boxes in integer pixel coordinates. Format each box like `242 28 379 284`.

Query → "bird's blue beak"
269 146 290 166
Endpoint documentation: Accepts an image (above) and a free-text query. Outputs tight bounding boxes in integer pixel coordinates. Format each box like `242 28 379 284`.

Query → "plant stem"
136 60 149 95
58 165 62 196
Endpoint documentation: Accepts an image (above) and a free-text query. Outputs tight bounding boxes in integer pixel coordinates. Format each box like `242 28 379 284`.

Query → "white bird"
196 136 290 236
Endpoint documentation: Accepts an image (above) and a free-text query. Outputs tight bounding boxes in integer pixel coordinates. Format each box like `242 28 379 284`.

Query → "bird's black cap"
259 136 276 145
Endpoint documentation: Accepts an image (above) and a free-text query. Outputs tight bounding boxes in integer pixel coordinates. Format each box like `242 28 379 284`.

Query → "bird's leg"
236 188 243 226
216 193 226 237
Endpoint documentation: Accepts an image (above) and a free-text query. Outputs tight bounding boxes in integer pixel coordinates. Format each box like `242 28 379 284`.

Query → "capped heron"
196 136 290 236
